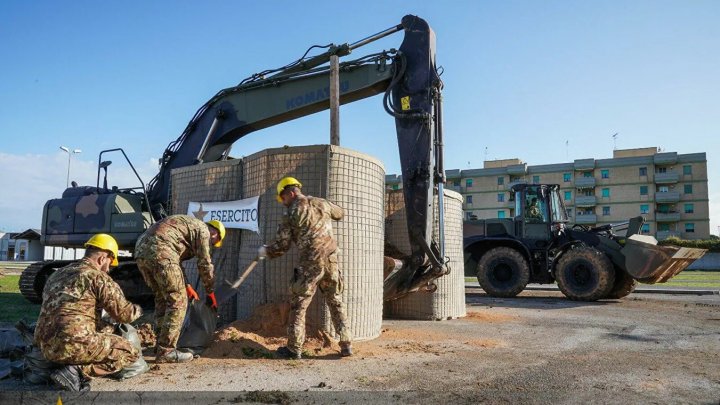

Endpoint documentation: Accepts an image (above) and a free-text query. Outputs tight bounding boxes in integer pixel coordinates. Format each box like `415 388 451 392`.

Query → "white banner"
187 196 260 233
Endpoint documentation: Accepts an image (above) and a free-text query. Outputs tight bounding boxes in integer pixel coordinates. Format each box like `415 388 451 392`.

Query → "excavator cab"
40 148 152 250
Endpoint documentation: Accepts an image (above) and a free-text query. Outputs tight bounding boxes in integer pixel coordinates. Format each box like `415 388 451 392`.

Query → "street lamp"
59 146 82 188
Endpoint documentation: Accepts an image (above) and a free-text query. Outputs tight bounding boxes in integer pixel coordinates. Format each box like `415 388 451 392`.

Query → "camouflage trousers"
39 332 139 377
288 252 352 353
136 257 188 353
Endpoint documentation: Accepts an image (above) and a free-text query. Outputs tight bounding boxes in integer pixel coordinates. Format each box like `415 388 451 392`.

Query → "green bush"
658 237 720 252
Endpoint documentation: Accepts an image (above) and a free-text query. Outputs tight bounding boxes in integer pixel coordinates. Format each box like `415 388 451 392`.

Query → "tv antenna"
612 133 619 150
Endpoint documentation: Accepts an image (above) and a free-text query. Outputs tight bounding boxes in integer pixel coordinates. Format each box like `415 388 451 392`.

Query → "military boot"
276 346 301 359
340 342 353 357
50 365 88 392
156 349 194 363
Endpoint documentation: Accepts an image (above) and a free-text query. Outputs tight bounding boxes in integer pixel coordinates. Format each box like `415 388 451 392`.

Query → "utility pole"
329 54 340 146
60 146 82 188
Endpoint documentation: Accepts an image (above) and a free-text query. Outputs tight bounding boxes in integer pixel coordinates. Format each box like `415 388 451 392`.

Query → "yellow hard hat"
206 220 226 248
276 177 302 203
84 233 119 266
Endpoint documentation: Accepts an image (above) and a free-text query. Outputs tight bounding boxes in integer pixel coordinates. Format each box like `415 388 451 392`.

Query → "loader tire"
605 268 637 299
556 246 615 301
477 247 530 298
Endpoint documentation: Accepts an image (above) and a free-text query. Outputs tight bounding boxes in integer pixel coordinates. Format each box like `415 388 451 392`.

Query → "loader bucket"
620 234 706 283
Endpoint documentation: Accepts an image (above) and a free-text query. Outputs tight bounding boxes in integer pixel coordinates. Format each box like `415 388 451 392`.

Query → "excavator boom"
141 15 448 300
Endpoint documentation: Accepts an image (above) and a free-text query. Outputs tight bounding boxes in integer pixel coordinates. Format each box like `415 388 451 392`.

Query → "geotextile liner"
171 145 385 341
384 189 467 320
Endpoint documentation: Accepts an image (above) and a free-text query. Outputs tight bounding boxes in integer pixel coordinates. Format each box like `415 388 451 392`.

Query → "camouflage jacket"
266 194 343 262
35 258 142 343
135 215 215 292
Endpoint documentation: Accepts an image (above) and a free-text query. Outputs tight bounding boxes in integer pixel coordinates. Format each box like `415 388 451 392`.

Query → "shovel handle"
229 258 259 289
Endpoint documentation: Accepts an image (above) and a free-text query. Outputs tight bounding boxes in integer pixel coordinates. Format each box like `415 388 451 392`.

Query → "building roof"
14 229 41 240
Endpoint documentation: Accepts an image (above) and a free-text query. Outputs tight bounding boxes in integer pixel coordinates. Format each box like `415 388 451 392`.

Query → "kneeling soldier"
35 234 144 391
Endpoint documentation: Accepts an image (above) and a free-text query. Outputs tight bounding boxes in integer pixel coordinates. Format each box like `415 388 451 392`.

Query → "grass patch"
0 275 40 323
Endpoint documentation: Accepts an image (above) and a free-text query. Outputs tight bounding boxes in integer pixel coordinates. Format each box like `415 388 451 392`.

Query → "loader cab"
512 184 568 245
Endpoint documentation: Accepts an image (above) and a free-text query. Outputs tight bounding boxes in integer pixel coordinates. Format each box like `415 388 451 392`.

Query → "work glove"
206 292 218 310
186 284 200 301
257 245 268 260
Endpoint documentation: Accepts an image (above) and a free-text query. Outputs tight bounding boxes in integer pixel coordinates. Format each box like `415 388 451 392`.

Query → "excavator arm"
146 15 448 300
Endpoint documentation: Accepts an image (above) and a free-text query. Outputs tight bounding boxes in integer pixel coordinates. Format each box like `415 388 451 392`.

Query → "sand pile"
465 311 518 323
203 303 341 359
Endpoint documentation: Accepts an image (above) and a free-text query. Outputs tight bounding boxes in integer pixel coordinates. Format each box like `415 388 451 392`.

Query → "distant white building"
12 229 44 261
0 232 18 260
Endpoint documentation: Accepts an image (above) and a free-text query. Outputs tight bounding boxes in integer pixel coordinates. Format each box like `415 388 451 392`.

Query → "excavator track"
18 261 63 304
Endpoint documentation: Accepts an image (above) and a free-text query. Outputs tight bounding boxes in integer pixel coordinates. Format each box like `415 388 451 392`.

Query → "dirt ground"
2 289 719 403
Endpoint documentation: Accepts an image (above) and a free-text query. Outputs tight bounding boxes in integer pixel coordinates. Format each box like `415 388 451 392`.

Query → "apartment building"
386 147 710 240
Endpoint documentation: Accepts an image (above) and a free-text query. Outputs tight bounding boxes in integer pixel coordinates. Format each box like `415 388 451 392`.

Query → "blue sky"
0 0 718 233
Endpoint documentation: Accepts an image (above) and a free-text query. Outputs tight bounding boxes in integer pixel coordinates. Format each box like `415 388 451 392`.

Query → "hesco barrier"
171 145 385 340
383 189 466 320
170 159 245 323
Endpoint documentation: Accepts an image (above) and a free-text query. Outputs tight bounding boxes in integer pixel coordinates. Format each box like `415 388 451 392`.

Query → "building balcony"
655 191 680 203
654 172 679 184
575 196 597 207
656 230 681 240
575 214 597 224
653 152 678 165
655 212 681 222
506 163 527 176
574 158 595 171
574 177 596 188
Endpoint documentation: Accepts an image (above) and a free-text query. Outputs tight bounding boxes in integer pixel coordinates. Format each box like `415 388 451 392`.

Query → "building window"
497 193 504 202
658 223 670 231
601 169 609 179
566 208 572 217
452 180 460 187
564 191 572 201
640 204 649 214
392 184 399 190
658 185 669 193
563 173 571 182
583 171 593 178
640 186 648 195
685 223 695 233
583 189 593 196
683 165 692 175
466 195 473 204
532 175 540 184
684 184 693 194
467 212 477 220
639 167 647 176
497 177 504 185
602 206 610 216
466 179 473 188
684 203 694 214
641 223 650 234
657 167 667 174
498 211 506 219
602 188 610 198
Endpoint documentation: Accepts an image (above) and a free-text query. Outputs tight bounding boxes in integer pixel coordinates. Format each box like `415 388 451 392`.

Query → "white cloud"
0 152 158 232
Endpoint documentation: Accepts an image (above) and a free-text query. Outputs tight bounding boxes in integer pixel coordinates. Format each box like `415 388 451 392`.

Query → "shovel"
215 257 260 304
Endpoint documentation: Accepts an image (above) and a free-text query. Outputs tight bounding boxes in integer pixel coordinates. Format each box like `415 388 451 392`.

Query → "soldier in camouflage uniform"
35 234 144 391
258 177 353 359
526 197 544 221
134 215 225 363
